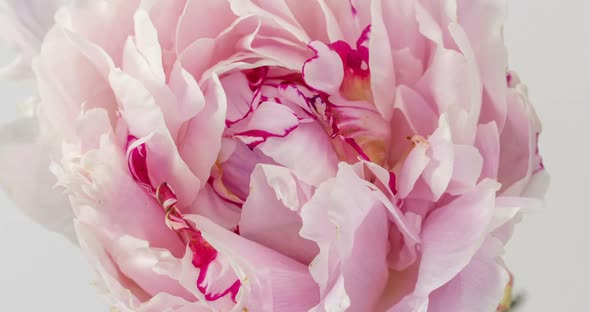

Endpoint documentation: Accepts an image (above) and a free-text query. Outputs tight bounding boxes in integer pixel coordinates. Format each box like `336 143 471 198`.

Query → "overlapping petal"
0 0 547 311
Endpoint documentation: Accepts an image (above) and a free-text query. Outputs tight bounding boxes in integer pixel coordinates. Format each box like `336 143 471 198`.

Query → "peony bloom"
0 0 548 311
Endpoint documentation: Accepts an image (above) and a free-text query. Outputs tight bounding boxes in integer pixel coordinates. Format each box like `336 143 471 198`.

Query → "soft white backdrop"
0 1 588 311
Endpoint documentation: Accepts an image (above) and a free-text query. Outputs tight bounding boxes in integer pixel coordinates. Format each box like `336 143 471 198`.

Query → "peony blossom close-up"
0 0 550 311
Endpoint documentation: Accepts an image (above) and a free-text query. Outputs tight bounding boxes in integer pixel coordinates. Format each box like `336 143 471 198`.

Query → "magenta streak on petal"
197 270 241 302
156 182 178 210
126 141 241 303
127 136 156 196
277 83 321 121
349 0 357 16
332 41 370 78
158 183 242 303
388 171 399 196
328 41 352 68
301 42 321 83
244 66 269 91
225 88 262 128
344 137 370 161
234 124 300 149
356 25 371 53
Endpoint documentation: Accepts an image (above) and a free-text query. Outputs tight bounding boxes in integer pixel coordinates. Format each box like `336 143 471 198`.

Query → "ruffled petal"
428 238 509 312
411 179 500 299
257 123 338 186
240 164 319 264
300 163 389 311
303 40 344 94
191 215 321 312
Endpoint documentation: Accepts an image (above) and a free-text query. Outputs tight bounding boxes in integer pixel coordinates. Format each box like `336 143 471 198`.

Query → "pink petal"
34 27 116 140
414 179 500 296
456 0 508 131
176 0 236 52
55 0 141 66
397 142 429 199
428 238 510 312
300 163 389 311
240 164 319 264
446 144 483 195
229 0 311 43
191 215 321 312
475 121 500 180
257 123 338 186
302 40 344 94
0 138 74 239
0 0 65 78
218 139 275 200
110 70 201 208
368 0 396 120
229 101 300 148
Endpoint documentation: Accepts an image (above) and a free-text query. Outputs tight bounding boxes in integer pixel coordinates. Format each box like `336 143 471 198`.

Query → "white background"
0 1 589 311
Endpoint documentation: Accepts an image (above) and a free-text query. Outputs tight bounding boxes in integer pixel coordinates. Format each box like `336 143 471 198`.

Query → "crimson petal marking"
225 88 263 128
158 183 242 302
234 126 300 149
127 135 156 195
127 137 241 302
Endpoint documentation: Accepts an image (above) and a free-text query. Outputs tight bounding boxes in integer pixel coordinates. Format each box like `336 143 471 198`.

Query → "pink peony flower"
0 0 549 311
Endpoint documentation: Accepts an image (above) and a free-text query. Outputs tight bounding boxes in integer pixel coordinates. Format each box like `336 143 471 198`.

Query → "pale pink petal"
498 79 543 194
55 134 184 256
416 44 481 145
0 134 74 239
108 235 194 301
302 40 344 94
428 238 509 312
368 0 396 120
34 27 116 140
176 0 236 52
457 0 508 131
178 74 227 184
492 196 543 245
74 220 208 312
219 139 275 200
133 10 165 83
475 121 500 180
240 164 319 264
394 85 438 136
167 62 207 130
300 163 389 311
446 144 483 195
283 0 344 43
221 71 257 125
413 179 500 296
356 161 421 244
257 123 338 186
414 116 454 201
320 0 360 42
55 0 141 66
109 70 201 208
397 142 429 199
191 215 321 312
0 0 66 78
229 0 310 43
228 101 300 148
